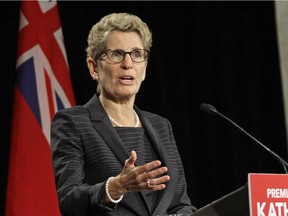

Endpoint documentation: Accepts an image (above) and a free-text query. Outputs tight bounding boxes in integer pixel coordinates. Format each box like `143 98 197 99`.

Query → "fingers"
144 166 170 190
125 151 165 176
128 162 170 191
141 160 162 173
131 158 169 182
120 150 170 192
125 150 162 174
146 175 170 190
144 164 168 178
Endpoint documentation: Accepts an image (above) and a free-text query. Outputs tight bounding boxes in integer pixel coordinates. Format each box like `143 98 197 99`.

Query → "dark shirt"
115 127 159 214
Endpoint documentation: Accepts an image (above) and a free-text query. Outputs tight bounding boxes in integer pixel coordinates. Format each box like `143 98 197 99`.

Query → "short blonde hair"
86 13 152 60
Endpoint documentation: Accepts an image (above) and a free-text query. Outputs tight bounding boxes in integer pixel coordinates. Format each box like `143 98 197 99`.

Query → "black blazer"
51 94 195 216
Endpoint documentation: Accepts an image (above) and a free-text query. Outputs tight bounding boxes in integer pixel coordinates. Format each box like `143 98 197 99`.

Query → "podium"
192 173 288 216
192 185 249 216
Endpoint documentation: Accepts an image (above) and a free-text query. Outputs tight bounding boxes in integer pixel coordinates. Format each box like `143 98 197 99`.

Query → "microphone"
200 103 288 173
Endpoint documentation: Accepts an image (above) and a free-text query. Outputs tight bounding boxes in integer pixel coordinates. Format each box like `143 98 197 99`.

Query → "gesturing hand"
105 150 170 202
119 150 170 192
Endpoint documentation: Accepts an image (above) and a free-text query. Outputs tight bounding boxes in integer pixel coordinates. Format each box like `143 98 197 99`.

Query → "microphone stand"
204 104 288 174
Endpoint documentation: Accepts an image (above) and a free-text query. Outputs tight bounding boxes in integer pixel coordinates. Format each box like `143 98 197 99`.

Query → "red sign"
248 173 288 216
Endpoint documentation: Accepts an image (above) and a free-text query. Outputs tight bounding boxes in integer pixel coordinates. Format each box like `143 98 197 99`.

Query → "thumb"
125 150 137 167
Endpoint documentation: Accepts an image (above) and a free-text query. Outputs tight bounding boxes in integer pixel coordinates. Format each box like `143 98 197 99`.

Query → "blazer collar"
137 109 167 165
84 94 130 164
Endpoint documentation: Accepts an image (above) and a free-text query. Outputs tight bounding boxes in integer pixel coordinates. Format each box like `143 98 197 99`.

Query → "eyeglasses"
100 49 150 63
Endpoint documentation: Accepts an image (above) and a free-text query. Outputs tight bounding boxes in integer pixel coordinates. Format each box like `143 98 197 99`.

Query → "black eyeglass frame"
98 49 150 63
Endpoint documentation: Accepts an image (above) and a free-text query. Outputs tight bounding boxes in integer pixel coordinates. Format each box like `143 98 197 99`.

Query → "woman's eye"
112 50 123 57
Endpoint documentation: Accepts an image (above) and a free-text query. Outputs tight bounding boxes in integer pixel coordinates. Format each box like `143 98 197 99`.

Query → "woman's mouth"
118 76 135 84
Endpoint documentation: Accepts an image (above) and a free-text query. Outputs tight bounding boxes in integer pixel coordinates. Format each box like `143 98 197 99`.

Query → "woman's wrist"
105 176 124 204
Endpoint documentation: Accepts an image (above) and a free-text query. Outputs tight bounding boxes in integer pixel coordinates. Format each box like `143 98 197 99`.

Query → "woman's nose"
120 54 133 69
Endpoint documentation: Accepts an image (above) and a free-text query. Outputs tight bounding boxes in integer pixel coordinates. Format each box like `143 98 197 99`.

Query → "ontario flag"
5 1 75 215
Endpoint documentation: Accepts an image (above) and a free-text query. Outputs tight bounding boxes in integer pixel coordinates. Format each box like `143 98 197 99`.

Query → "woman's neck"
99 95 139 127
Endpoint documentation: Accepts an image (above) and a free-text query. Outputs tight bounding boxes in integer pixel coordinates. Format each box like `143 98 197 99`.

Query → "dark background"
1 1 287 215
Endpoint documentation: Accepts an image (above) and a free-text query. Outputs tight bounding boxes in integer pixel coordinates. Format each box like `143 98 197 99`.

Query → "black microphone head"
200 103 218 115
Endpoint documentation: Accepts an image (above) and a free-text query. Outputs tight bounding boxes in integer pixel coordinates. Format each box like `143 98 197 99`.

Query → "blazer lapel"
84 94 129 164
136 107 172 215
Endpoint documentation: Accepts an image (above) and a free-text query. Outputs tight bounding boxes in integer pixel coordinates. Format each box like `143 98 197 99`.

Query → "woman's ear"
142 62 148 81
87 57 98 80
141 71 146 81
